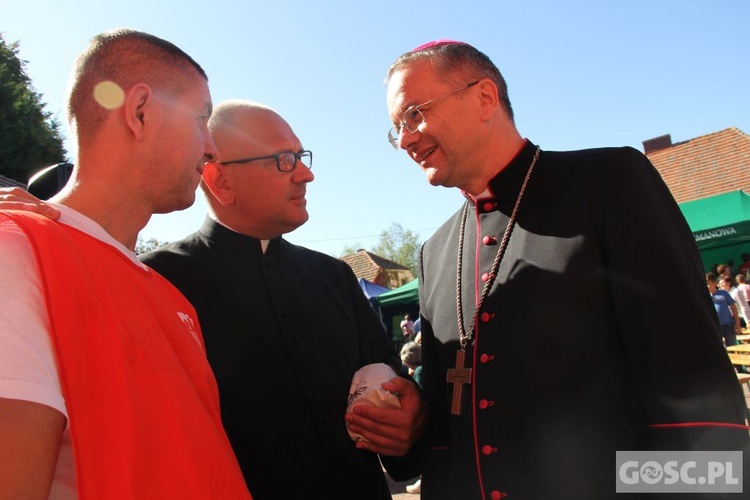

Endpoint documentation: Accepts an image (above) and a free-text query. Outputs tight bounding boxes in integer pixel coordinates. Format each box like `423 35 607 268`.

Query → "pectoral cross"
446 349 472 415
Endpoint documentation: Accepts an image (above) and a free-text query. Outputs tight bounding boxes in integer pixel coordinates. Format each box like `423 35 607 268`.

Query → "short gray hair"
385 41 514 121
400 341 422 366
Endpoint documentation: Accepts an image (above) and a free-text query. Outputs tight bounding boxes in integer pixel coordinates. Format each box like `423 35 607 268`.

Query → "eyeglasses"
387 81 479 149
219 150 313 172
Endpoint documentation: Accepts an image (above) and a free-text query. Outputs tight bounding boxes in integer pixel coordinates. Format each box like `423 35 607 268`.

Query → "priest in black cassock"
383 40 750 499
140 100 427 499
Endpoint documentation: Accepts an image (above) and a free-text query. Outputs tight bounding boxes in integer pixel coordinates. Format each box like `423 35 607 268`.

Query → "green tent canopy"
374 279 420 344
374 278 419 307
678 190 750 270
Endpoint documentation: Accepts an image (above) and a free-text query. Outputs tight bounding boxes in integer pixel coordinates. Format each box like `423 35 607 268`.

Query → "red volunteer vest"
1 212 251 499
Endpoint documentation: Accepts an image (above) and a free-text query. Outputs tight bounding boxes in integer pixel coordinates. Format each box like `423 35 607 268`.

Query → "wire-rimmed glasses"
387 81 479 149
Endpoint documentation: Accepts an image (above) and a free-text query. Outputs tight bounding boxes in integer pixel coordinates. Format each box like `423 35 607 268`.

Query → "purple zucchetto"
410 39 467 52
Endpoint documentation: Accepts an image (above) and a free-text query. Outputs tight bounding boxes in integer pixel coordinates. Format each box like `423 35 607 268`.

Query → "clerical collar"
210 215 270 253
464 189 491 202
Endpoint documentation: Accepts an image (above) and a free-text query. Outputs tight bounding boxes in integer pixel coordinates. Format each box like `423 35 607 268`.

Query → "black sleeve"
601 148 749 453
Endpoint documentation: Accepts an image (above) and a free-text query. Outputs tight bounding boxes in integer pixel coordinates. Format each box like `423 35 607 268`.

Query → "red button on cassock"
479 353 494 364
483 202 494 211
482 235 497 245
482 445 497 455
491 491 508 499
479 399 494 410
480 312 495 323
481 272 490 282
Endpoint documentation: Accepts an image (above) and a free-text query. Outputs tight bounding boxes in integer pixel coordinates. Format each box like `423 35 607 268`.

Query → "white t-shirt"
730 286 750 324
0 204 147 498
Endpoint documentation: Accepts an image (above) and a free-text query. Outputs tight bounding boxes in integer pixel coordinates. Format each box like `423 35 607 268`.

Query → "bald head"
200 100 314 239
208 100 293 161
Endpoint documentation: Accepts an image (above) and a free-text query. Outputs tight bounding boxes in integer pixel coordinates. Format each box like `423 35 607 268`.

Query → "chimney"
642 134 672 154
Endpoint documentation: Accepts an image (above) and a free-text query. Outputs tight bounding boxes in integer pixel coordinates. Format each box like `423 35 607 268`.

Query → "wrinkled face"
215 109 314 239
147 74 217 214
386 61 478 190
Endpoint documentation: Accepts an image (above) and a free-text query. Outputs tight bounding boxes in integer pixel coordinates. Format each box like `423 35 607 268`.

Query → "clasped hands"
345 376 428 456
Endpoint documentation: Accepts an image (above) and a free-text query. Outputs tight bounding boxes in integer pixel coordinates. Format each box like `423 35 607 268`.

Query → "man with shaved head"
0 29 249 498
140 100 427 499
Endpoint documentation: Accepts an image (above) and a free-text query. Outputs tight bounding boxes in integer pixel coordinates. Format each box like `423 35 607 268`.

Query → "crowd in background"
707 253 750 347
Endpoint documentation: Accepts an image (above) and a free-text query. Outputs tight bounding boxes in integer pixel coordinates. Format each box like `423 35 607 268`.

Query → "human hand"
344 376 428 456
0 187 60 220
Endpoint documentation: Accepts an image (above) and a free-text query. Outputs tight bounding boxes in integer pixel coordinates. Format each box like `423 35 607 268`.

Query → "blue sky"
3 0 749 256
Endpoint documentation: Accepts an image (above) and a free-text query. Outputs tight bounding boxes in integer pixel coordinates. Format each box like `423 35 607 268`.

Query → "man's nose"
293 161 314 183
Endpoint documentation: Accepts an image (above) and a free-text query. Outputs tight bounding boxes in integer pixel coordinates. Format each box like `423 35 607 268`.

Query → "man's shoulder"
282 240 360 285
545 145 644 160
540 145 665 201
0 210 61 233
139 232 206 266
0 210 101 257
540 146 651 174
283 239 344 266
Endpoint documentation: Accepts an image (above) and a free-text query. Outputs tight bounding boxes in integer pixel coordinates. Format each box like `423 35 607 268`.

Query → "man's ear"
476 79 500 121
202 162 235 205
123 83 153 141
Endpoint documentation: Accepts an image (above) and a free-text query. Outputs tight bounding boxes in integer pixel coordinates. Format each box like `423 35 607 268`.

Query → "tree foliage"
135 237 167 256
340 243 363 256
371 223 421 277
340 224 422 277
0 33 67 184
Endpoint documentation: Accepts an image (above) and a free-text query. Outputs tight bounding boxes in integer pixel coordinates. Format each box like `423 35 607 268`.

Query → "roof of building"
340 250 410 283
644 127 750 203
0 174 26 189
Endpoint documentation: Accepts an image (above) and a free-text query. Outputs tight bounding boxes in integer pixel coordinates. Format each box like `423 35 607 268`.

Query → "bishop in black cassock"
418 141 750 499
385 39 750 500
